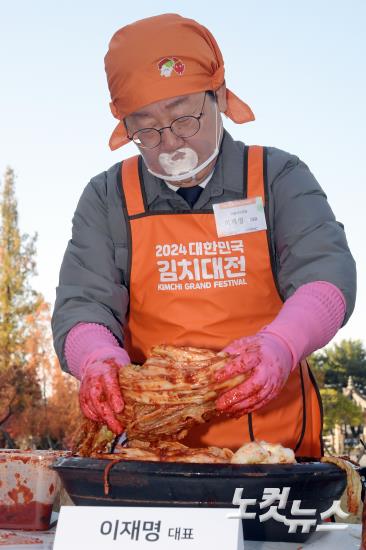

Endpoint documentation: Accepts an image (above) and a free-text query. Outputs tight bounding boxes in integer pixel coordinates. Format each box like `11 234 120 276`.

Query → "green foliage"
309 339 366 392
309 340 366 438
320 388 364 434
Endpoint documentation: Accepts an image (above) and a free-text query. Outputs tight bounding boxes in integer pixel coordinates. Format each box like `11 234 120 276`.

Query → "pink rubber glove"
216 281 346 414
79 351 130 434
216 332 292 413
65 323 130 433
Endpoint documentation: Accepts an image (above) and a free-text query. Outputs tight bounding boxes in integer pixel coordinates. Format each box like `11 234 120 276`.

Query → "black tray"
52 456 363 543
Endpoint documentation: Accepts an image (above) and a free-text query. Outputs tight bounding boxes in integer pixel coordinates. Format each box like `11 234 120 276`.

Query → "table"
0 524 361 549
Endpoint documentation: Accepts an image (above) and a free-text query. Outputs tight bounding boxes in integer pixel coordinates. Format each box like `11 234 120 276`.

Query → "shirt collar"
164 171 214 192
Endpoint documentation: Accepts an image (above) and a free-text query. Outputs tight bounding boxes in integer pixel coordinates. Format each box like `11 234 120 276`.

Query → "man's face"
124 91 222 187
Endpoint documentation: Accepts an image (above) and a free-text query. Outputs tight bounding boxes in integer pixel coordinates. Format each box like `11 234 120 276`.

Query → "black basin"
52 456 364 543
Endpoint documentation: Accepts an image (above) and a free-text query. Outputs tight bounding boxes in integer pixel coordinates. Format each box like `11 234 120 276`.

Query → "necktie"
176 185 203 208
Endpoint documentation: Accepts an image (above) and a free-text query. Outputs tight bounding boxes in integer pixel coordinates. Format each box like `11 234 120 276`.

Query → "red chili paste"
0 501 52 530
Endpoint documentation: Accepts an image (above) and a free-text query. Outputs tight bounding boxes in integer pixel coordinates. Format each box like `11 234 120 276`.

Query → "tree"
309 339 366 391
5 297 81 449
0 167 42 440
0 167 81 450
6 299 53 446
21 300 80 449
309 340 366 448
320 388 364 434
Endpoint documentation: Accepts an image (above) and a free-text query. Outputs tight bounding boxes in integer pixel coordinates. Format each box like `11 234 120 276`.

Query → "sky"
0 0 365 346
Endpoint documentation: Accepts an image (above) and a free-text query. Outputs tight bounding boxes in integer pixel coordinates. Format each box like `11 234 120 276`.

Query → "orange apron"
120 146 323 458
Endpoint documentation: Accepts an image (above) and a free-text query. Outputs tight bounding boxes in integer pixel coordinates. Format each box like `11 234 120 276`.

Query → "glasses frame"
127 92 208 149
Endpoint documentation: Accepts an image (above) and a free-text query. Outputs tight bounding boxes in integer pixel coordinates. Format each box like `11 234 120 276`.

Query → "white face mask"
145 101 223 182
158 147 199 176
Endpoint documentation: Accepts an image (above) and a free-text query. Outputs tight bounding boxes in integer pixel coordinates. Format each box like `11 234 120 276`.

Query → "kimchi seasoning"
0 450 67 530
0 501 52 531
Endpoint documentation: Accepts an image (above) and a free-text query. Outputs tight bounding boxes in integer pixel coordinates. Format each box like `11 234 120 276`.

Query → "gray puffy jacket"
52 130 356 373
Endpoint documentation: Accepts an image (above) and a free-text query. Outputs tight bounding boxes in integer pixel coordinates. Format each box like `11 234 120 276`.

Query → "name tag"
53 506 244 549
213 197 267 237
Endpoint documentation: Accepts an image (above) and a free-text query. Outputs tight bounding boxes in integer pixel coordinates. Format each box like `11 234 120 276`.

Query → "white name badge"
213 197 267 237
53 506 244 550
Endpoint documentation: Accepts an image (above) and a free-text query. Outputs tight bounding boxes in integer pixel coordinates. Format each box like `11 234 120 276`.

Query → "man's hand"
215 332 293 414
79 360 125 434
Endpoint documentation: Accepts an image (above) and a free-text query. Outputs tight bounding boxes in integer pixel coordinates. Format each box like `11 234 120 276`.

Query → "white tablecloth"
0 524 361 549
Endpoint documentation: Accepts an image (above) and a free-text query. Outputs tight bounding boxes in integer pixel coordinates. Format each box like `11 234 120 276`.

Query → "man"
52 14 356 458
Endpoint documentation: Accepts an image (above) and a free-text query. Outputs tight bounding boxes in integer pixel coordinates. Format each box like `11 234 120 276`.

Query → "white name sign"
213 197 267 237
53 506 243 550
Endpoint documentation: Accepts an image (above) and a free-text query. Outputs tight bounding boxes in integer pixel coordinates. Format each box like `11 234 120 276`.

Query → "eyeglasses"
127 93 207 149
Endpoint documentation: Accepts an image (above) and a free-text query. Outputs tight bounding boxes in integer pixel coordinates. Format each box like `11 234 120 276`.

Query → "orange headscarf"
104 13 254 151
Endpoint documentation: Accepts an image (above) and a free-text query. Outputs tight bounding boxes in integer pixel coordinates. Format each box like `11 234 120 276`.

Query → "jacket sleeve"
51 171 129 373
267 147 356 324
